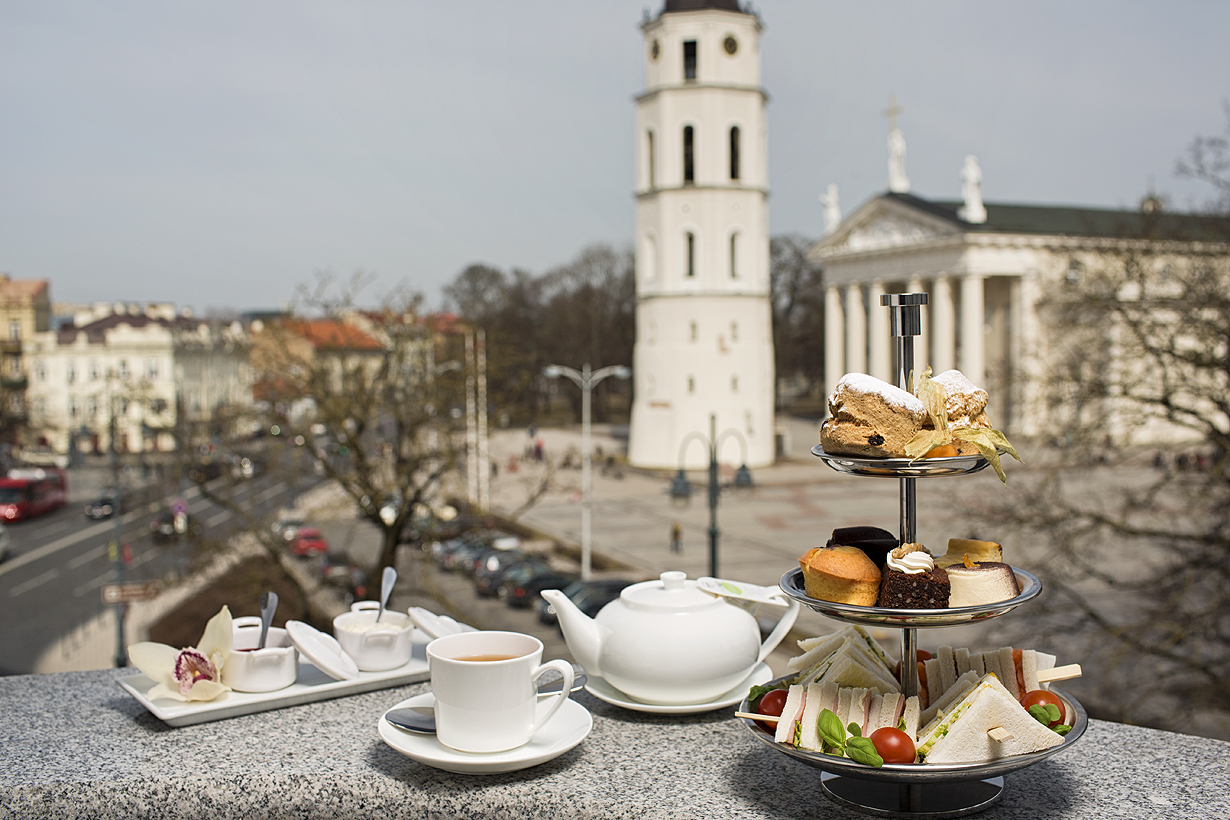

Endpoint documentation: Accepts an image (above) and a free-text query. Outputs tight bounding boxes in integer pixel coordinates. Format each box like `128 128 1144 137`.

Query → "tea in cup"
427 631 574 753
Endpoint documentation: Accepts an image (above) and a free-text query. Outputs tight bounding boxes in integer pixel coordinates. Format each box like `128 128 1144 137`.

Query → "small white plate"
584 662 773 714
379 693 592 774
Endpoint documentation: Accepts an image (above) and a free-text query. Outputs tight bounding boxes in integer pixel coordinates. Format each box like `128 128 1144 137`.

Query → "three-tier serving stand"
743 294 1086 818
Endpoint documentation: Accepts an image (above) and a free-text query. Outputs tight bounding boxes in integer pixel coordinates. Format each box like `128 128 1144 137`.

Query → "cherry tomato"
755 688 789 733
1021 690 1066 727
869 727 916 764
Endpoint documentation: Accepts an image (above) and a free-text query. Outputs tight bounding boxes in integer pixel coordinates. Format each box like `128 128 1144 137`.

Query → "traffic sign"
102 582 160 605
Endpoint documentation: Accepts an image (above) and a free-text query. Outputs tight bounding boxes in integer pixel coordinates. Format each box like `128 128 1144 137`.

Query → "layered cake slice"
946 559 1021 607
877 543 950 608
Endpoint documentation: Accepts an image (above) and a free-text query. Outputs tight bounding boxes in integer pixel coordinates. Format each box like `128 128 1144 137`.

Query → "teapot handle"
757 598 801 664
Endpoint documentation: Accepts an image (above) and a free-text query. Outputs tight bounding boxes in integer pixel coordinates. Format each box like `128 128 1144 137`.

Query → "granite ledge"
0 668 1228 820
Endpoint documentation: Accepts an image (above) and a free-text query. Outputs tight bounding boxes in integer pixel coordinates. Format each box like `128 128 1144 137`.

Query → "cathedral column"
868 280 890 383
960 273 985 386
824 284 845 414
1017 273 1041 438
844 283 866 375
908 275 928 384
932 275 956 374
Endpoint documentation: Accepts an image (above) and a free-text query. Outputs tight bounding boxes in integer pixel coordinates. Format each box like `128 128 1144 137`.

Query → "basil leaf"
1028 704 1050 725
819 709 847 750
1043 704 1061 723
1054 724 1072 736
845 737 885 767
746 684 773 705
847 723 863 738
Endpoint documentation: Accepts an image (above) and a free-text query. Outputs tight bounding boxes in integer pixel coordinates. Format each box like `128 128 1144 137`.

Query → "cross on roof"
884 94 903 132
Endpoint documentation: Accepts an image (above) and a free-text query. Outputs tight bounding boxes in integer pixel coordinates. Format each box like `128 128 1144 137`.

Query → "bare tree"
968 118 1230 740
770 234 825 408
249 275 468 577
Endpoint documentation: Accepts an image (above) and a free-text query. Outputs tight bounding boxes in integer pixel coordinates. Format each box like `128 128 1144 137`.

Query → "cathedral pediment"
811 195 962 259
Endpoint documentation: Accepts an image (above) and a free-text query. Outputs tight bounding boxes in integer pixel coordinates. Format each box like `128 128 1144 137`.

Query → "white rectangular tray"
118 656 430 727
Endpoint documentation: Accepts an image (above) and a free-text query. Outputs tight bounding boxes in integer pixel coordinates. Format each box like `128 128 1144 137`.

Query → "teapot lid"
621 571 724 611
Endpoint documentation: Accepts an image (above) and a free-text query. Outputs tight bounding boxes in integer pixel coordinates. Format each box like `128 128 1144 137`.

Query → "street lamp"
542 362 631 581
673 413 753 578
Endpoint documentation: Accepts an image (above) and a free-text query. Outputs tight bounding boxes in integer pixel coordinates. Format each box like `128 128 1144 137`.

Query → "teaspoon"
384 669 588 735
377 566 396 623
258 591 278 649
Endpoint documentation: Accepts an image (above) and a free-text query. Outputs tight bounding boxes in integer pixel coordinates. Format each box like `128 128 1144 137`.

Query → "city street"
0 458 309 675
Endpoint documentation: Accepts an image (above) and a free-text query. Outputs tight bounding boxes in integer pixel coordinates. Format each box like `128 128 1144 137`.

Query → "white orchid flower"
128 606 233 702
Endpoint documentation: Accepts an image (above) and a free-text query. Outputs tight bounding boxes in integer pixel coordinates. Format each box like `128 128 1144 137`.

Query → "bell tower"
628 0 776 469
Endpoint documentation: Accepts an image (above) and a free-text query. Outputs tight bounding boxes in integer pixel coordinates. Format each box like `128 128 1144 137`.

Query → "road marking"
207 510 230 527
9 568 61 597
67 544 108 569
73 571 113 599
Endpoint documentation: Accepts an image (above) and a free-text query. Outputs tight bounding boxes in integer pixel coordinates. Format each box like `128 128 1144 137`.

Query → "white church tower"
628 0 776 470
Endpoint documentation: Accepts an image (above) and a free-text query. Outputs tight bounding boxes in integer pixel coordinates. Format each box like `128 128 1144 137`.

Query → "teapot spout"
540 588 604 677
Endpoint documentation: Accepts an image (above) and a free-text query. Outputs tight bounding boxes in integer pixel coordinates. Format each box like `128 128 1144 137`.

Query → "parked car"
536 578 635 626
320 552 368 605
499 565 578 608
473 553 539 597
272 512 308 543
0 522 9 562
291 527 329 558
84 490 121 520
150 511 191 543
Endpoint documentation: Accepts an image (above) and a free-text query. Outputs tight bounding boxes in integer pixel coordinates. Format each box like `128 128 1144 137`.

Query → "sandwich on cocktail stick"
916 674 1065 764
797 682 839 751
774 685 806 744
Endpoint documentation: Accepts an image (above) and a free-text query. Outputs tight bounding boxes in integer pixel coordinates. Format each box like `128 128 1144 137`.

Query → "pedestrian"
670 521 682 554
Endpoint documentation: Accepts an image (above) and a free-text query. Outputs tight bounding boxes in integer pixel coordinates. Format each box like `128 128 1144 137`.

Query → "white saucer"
584 662 773 714
378 693 592 774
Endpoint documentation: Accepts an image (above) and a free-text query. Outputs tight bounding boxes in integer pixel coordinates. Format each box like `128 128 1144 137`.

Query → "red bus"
0 467 68 520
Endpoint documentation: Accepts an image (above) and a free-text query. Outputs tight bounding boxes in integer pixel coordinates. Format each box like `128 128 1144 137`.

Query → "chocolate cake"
827 525 899 569
877 544 951 609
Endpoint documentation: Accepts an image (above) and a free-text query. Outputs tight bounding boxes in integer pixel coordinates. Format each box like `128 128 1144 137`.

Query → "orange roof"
0 277 49 302
288 319 383 351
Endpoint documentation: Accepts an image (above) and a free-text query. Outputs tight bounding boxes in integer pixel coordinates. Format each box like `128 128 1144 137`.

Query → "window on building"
87 397 98 419
730 233 738 278
690 321 698 341
731 321 738 342
35 362 46 381
118 360 129 380
120 398 129 415
683 40 697 80
686 231 695 276
729 126 740 180
687 375 695 394
151 398 168 414
89 362 99 381
8 358 19 377
8 321 19 341
69 397 78 418
646 130 655 189
146 359 159 380
731 375 738 393
683 126 694 184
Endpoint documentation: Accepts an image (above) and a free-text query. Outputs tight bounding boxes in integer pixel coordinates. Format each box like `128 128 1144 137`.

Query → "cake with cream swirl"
877 543 951 608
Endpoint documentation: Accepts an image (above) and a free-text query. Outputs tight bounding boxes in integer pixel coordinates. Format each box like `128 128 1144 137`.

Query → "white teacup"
427 631 574 754
223 616 299 693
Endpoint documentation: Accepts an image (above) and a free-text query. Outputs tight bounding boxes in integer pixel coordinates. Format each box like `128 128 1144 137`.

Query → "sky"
2 1 1227 316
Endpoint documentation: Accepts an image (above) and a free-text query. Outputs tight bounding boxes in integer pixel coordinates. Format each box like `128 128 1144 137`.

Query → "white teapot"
541 571 799 705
